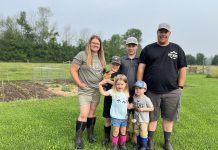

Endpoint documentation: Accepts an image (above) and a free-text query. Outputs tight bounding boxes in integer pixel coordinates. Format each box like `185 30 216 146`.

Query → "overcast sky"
0 0 218 57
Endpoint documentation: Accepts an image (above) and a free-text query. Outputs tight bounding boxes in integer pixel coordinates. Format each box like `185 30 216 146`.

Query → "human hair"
112 74 129 97
85 35 106 68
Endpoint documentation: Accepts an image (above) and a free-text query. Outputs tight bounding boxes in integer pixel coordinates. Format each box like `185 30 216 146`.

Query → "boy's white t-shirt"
108 89 128 119
133 94 153 123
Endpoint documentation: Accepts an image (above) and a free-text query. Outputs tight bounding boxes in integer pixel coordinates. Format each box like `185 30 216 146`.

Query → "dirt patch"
0 80 77 102
47 84 77 97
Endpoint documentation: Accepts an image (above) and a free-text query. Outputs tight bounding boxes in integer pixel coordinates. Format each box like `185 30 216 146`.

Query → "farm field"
187 65 218 77
0 74 217 150
0 62 74 101
0 62 71 81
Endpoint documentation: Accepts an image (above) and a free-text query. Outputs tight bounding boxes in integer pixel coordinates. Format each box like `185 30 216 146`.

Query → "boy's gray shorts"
146 89 182 121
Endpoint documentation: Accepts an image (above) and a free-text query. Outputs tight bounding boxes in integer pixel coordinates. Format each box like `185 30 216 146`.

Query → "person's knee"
163 119 174 132
105 118 111 126
120 127 127 135
88 114 96 118
120 130 126 135
113 129 119 136
78 114 88 121
148 121 157 131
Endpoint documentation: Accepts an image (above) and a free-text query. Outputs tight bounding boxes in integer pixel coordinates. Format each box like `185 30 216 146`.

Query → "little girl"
99 74 130 150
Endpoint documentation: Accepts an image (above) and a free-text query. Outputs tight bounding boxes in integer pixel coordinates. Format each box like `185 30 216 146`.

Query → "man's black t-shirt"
139 42 187 93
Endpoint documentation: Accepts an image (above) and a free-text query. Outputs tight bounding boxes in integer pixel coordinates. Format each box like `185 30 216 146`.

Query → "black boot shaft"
76 120 86 131
87 117 96 143
75 121 86 149
102 126 111 146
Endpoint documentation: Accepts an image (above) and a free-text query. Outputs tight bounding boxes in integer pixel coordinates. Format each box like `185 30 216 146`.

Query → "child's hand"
128 103 134 109
137 107 145 112
103 70 113 79
99 80 107 86
105 78 114 85
79 82 88 89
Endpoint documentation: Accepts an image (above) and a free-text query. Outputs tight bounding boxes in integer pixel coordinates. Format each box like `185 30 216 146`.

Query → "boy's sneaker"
163 141 173 150
140 146 147 150
133 143 140 150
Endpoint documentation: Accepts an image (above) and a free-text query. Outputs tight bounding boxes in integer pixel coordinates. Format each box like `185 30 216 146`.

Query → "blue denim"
111 118 127 127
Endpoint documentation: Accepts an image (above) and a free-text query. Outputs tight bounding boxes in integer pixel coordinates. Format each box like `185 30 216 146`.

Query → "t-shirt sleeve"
107 89 113 96
119 57 125 73
139 47 147 64
146 97 154 108
177 46 187 69
72 51 85 66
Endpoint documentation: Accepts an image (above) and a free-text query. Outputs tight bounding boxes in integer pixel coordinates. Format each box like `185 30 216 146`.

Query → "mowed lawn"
0 74 217 150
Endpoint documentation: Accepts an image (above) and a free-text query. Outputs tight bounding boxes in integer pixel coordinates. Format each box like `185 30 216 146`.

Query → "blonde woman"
71 35 106 149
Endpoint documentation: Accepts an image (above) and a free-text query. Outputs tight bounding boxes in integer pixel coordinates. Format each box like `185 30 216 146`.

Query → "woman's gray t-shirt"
72 51 103 95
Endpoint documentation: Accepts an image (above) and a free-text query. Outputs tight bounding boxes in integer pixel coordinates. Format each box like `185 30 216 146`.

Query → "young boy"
101 56 121 146
120 37 139 144
132 81 154 150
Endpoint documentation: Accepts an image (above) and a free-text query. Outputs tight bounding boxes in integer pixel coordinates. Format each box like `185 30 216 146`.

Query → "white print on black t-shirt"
168 51 178 59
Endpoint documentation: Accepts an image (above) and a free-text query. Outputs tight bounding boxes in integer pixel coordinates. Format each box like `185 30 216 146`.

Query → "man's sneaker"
163 141 173 150
146 138 154 150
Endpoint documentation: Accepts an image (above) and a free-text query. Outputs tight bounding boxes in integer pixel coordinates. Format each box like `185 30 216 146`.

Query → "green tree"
61 42 77 62
103 34 125 62
196 53 206 65
186 54 196 65
16 11 36 61
122 28 143 54
0 16 26 61
16 11 32 37
211 55 218 65
35 7 53 44
123 28 142 43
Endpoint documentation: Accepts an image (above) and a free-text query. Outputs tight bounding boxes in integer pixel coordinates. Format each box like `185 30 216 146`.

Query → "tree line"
186 53 218 65
0 7 218 65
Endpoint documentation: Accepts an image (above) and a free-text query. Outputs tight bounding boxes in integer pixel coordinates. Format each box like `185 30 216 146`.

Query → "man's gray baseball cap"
158 23 171 32
126 37 138 45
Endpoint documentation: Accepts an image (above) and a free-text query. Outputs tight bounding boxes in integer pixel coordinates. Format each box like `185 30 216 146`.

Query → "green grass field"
0 74 217 150
1 63 218 81
0 62 71 80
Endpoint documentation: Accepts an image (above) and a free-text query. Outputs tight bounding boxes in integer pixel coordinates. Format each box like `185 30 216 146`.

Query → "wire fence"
0 62 76 102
